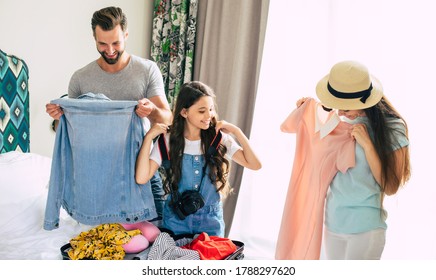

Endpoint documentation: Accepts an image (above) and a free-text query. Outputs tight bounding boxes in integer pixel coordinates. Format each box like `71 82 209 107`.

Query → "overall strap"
157 134 170 171
207 130 223 159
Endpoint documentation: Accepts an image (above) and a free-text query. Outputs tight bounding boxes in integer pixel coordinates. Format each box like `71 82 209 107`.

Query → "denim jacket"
44 93 157 230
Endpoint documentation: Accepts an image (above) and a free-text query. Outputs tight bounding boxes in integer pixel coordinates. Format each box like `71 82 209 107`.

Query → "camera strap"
157 130 223 194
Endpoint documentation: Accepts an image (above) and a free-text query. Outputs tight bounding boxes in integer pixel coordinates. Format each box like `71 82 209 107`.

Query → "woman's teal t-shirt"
325 117 409 234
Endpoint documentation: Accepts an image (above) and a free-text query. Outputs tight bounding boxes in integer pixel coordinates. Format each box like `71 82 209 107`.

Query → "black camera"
172 190 205 220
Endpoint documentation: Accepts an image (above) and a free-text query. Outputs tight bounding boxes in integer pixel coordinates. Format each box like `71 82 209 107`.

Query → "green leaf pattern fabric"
151 0 198 109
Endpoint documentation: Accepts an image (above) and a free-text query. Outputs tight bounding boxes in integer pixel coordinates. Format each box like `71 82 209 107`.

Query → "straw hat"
316 61 383 110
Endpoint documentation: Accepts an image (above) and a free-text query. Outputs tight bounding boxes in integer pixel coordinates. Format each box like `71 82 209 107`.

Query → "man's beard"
99 50 123 65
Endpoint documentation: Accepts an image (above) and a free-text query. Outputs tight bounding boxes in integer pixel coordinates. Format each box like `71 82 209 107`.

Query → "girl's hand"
215 120 238 135
350 123 373 150
146 123 168 139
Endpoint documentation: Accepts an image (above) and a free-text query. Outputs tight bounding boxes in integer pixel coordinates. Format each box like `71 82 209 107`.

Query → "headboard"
0 49 30 153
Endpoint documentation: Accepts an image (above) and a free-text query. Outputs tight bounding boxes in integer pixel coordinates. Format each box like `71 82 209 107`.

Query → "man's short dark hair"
91 6 127 37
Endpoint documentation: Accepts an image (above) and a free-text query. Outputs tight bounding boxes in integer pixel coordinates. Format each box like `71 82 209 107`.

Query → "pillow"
0 151 52 206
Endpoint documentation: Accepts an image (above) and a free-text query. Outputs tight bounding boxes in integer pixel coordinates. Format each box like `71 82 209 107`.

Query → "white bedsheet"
0 151 92 260
0 192 92 259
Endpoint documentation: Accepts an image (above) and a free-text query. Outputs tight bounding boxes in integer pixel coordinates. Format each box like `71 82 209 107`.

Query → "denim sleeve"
43 117 67 230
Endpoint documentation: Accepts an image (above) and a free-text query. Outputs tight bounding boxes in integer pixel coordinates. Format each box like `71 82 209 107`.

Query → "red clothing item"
275 98 355 260
182 232 237 260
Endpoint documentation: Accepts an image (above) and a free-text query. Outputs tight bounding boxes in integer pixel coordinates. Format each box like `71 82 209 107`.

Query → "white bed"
0 151 92 260
0 151 254 260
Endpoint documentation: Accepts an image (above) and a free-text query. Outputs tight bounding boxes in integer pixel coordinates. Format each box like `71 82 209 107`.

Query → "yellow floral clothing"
68 223 141 260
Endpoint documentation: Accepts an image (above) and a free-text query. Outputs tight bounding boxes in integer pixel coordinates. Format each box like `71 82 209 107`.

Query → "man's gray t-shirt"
68 55 165 101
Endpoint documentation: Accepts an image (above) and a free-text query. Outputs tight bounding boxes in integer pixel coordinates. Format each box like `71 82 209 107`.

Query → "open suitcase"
60 231 245 260
61 240 244 260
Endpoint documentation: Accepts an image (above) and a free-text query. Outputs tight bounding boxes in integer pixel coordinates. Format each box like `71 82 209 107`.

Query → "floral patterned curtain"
151 0 198 109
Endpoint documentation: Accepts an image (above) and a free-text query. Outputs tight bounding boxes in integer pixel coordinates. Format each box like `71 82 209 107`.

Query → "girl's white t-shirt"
149 132 241 166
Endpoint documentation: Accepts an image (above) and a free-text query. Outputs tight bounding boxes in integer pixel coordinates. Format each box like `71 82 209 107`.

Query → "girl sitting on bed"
135 81 261 237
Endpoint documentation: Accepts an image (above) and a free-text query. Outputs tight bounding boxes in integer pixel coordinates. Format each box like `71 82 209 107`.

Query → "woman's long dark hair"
163 81 230 196
363 96 411 195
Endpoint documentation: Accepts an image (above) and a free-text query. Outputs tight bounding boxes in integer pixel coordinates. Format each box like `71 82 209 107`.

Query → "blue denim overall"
162 154 224 237
44 94 157 230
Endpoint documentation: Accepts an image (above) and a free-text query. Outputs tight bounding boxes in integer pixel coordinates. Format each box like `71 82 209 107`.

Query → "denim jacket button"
195 170 199 174
126 218 131 222
134 217 138 221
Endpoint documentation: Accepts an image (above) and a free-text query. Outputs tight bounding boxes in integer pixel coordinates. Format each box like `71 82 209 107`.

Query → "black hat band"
327 82 372 104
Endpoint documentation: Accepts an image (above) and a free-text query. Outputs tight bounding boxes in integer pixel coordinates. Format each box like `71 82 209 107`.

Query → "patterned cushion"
0 49 29 153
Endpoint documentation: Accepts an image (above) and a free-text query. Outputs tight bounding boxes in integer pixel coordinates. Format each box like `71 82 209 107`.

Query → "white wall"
0 0 154 157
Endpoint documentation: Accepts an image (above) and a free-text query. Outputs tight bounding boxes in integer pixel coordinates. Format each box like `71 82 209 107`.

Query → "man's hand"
136 96 172 125
136 98 155 118
46 103 63 120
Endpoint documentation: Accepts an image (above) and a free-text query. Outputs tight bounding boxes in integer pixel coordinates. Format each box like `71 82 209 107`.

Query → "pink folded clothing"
121 221 161 253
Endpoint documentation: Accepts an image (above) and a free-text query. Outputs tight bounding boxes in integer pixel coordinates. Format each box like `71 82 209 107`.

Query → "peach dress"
275 98 355 259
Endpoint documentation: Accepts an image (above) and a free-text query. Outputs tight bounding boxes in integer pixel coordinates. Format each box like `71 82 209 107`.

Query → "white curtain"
229 0 436 260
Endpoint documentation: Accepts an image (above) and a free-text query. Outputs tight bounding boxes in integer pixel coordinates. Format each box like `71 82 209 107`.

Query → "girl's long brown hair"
363 96 411 196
